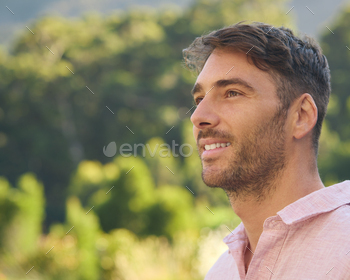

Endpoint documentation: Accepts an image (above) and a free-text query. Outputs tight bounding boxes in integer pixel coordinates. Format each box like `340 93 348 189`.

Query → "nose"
190 95 220 130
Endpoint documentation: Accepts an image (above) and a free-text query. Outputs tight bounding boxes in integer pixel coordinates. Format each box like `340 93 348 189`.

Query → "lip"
201 145 230 158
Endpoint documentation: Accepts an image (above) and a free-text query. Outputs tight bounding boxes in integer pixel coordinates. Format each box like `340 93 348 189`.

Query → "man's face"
190 48 288 201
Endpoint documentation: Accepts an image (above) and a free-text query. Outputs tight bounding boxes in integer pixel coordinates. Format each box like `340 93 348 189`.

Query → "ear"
293 93 318 140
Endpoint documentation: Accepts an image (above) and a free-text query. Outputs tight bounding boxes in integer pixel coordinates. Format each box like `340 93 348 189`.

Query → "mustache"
197 128 234 145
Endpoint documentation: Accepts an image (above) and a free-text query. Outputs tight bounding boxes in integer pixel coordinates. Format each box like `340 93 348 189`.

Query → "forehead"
195 48 278 98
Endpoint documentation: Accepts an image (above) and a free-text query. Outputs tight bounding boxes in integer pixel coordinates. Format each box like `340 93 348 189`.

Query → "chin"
201 167 226 188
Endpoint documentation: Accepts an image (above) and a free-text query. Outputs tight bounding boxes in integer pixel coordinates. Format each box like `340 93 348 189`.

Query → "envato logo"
103 141 194 158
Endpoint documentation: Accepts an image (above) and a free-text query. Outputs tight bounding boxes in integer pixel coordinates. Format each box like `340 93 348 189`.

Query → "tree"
0 0 293 230
318 3 350 185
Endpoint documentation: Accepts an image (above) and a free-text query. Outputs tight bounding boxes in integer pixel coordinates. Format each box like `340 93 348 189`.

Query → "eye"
227 90 241 97
194 97 203 106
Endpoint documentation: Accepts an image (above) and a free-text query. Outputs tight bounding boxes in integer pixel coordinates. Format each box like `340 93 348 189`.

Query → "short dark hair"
182 21 331 156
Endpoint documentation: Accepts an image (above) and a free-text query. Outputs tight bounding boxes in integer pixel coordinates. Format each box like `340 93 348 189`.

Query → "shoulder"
324 202 350 232
204 249 238 280
293 202 350 240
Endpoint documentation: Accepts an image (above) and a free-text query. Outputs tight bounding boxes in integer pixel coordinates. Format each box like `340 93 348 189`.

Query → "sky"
0 0 349 49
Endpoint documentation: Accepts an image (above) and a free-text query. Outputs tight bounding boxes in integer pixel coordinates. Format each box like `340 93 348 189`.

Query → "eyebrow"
191 78 256 96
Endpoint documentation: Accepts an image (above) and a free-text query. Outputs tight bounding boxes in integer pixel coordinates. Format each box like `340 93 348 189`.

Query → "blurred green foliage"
0 0 292 227
317 5 350 185
0 0 348 278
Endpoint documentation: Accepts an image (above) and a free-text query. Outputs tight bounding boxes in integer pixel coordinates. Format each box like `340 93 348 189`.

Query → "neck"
230 163 324 255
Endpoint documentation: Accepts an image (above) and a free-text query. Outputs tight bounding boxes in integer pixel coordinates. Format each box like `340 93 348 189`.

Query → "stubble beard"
199 105 288 203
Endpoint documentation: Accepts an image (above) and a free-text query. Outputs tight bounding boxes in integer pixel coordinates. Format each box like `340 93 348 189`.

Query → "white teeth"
204 142 231 150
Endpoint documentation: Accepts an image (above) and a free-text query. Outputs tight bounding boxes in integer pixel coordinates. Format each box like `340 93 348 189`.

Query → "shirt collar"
223 222 247 247
277 180 350 225
223 180 350 245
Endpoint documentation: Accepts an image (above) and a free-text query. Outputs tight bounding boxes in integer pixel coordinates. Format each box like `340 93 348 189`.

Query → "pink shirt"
205 180 350 280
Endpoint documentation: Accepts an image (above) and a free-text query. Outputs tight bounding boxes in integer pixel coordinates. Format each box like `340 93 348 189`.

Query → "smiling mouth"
204 142 231 151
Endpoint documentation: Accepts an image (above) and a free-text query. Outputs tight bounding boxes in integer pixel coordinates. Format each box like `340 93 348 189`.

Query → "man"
183 22 350 279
